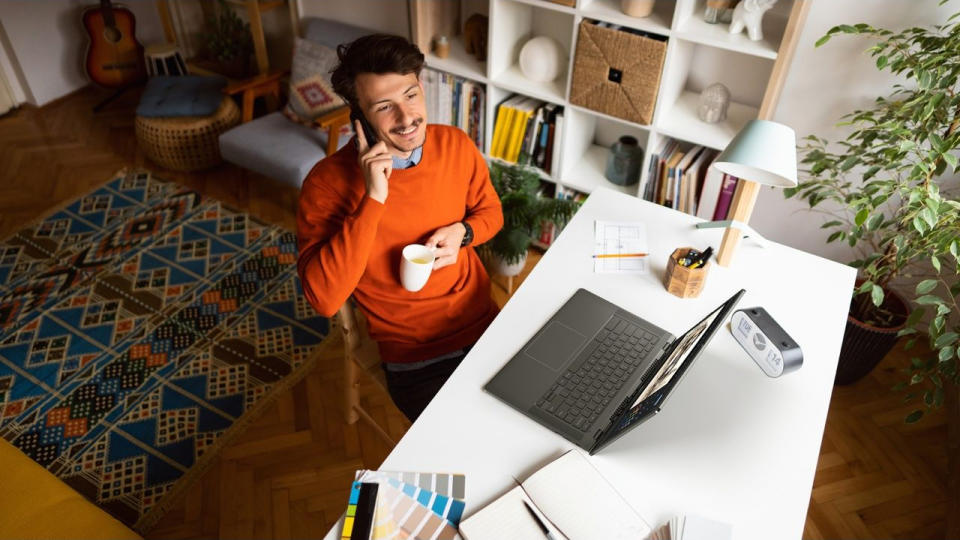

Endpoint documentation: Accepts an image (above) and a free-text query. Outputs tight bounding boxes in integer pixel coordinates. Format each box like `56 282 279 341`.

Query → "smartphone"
350 107 378 147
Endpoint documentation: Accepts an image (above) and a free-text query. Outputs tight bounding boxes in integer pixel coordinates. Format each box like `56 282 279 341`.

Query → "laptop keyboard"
535 317 659 432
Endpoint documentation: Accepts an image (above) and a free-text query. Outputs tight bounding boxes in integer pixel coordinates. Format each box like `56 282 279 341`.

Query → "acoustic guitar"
82 0 146 88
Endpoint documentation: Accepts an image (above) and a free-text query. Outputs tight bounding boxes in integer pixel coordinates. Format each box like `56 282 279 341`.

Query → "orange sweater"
297 125 503 363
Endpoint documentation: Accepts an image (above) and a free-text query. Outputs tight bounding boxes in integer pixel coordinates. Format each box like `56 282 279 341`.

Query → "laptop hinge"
603 342 671 427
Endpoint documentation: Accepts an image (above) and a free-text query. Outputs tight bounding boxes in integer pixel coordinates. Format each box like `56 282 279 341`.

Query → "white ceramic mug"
400 244 435 292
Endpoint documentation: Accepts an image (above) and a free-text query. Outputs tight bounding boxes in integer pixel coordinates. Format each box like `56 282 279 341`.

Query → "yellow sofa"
0 438 141 540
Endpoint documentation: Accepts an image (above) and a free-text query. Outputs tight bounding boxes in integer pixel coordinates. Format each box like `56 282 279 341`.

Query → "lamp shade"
713 119 798 188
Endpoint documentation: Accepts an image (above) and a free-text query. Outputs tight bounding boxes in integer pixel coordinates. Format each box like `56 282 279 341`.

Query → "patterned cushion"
136 75 226 118
283 37 346 128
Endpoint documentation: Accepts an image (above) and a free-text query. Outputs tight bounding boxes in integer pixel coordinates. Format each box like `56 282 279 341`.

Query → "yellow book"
506 99 535 163
498 100 524 160
492 96 523 159
490 101 511 159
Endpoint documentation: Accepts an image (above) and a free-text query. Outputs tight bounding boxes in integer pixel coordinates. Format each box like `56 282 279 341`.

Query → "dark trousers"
383 352 467 422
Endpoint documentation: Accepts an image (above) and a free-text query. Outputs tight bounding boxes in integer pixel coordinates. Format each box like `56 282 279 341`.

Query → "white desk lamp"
696 119 798 266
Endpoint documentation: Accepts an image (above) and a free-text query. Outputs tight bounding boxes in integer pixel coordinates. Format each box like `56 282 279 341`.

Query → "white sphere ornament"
519 36 565 83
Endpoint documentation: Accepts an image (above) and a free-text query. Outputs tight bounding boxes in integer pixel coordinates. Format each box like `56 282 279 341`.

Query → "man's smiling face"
354 71 427 156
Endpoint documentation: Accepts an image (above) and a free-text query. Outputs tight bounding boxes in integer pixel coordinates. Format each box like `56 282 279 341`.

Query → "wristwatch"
460 221 474 247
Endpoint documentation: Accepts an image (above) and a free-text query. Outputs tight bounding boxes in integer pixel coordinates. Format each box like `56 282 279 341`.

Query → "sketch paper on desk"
594 221 649 274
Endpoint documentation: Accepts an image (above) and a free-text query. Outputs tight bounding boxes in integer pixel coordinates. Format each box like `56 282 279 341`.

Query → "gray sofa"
218 18 375 188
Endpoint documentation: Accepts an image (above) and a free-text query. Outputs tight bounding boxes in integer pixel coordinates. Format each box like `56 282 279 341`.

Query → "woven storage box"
570 20 667 125
135 96 239 172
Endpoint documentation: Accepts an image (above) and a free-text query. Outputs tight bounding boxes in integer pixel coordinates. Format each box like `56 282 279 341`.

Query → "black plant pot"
834 287 908 385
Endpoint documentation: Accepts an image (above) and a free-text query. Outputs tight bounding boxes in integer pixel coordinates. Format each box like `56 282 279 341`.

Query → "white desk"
324 187 855 539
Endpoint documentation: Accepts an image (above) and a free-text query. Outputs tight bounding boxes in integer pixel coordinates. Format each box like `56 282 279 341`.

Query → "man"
296 34 503 422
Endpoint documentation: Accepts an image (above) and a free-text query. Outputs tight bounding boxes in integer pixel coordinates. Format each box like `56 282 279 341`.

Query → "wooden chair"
221 70 351 158
337 300 397 446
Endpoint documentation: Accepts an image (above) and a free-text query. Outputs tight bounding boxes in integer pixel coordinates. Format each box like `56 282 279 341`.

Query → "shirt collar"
391 145 423 169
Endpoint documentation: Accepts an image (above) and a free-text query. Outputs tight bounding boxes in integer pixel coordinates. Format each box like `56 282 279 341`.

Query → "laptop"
484 288 745 454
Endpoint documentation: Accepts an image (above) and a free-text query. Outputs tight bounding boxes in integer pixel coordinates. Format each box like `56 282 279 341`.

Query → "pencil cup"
664 247 709 298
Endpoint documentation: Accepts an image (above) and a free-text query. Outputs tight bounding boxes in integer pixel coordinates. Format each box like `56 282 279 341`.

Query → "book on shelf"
682 147 714 215
458 450 650 540
713 174 740 221
493 95 526 159
673 145 704 212
506 98 538 163
549 108 564 175
695 161 725 220
423 67 485 150
662 150 685 207
532 103 557 170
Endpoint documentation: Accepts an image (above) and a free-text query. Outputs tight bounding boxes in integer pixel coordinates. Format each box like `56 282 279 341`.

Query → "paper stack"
647 515 732 540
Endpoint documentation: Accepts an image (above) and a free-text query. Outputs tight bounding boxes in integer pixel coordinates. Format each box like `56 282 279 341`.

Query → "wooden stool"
135 97 239 171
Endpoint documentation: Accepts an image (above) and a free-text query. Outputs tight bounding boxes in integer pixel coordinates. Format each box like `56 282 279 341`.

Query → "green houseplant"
786 9 960 420
479 161 579 276
201 0 253 79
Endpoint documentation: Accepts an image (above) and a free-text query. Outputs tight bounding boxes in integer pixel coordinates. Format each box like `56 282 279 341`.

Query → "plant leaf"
855 208 869 226
871 284 884 307
916 279 938 295
905 410 923 424
941 346 956 362
932 255 941 273
944 152 959 171
934 332 959 349
916 295 944 305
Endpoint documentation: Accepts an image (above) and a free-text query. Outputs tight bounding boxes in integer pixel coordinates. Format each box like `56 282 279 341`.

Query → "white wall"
756 0 958 263
297 0 409 37
0 0 165 106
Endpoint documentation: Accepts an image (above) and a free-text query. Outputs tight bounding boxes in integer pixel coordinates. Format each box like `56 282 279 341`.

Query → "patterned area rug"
0 169 330 531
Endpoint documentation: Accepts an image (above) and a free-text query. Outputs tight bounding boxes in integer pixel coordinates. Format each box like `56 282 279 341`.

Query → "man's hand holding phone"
355 119 391 203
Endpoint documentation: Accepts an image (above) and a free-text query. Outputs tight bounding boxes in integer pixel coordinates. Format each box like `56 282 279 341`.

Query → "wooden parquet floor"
0 86 950 539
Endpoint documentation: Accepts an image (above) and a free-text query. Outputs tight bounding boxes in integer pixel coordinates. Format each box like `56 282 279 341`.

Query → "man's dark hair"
330 34 425 108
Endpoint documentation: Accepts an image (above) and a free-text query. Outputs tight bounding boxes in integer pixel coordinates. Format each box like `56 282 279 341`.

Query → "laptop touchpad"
523 321 587 371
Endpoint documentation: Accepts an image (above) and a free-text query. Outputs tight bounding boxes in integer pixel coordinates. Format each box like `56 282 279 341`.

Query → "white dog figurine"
729 0 778 41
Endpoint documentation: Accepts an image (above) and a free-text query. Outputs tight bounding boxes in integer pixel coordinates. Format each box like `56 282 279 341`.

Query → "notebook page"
521 451 651 540
458 486 568 540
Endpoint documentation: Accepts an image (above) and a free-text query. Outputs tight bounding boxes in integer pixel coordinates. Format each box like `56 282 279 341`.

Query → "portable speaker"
730 307 802 377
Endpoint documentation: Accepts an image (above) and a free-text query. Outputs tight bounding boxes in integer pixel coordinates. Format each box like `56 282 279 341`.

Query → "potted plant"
479 161 579 277
785 12 959 420
201 0 253 79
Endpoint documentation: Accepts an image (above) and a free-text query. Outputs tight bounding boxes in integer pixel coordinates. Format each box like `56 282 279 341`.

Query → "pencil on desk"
592 253 648 259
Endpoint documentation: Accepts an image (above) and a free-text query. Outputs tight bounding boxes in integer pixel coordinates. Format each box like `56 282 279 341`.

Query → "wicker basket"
135 97 239 172
570 20 667 125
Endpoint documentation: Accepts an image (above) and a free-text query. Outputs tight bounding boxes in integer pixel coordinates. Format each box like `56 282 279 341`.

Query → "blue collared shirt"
392 146 423 169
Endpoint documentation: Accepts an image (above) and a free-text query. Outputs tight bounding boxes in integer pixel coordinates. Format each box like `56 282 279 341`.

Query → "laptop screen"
604 291 742 438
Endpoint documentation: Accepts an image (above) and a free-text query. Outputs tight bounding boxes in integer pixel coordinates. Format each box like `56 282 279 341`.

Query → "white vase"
495 251 528 277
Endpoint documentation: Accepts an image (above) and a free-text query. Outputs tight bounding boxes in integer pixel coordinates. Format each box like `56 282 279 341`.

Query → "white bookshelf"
410 0 804 205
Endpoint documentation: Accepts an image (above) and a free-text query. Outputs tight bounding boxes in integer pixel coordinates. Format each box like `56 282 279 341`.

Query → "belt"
383 346 471 372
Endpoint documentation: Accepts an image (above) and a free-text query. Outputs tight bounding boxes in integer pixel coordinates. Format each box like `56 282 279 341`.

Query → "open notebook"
459 451 650 540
